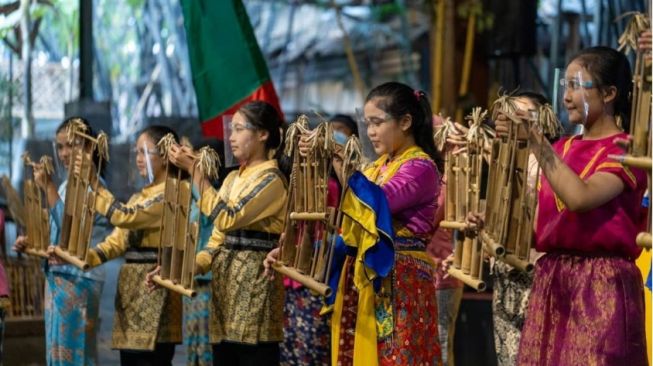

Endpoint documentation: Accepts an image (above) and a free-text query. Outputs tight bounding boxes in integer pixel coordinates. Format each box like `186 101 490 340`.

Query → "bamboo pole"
53 246 89 270
152 275 196 298
273 263 332 297
447 267 486 291
455 10 477 123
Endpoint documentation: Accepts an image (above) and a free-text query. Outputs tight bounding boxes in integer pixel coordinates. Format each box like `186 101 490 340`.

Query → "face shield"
128 139 158 190
559 70 591 129
222 115 237 168
354 107 379 163
51 140 66 184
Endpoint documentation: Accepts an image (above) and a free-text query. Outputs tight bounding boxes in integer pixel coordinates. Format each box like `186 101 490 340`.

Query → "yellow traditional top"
195 159 288 273
87 181 165 265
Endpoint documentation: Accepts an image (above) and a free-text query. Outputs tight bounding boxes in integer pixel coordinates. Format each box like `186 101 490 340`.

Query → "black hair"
55 117 107 177
514 91 550 107
237 101 290 177
365 82 444 173
569 46 633 131
138 125 188 179
329 114 359 136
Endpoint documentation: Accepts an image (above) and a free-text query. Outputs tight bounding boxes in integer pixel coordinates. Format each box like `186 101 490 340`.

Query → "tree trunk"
20 0 34 138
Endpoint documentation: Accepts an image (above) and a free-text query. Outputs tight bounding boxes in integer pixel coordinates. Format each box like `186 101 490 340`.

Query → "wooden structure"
152 135 220 298
54 119 110 270
274 116 362 297
614 13 652 249
19 155 54 259
482 97 561 272
437 108 493 291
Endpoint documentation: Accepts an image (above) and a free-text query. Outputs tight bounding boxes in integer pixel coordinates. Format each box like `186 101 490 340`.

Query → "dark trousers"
120 343 176 366
212 341 280 366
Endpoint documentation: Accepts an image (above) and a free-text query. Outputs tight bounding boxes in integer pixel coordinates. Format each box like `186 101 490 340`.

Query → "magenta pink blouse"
535 133 647 259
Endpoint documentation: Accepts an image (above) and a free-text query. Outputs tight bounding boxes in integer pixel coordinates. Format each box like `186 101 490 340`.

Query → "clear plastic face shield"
223 114 256 168
354 107 379 162
129 138 159 189
559 70 592 130
51 140 66 183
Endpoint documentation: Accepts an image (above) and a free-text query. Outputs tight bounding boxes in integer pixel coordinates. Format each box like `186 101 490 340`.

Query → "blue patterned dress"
45 181 110 366
183 207 213 366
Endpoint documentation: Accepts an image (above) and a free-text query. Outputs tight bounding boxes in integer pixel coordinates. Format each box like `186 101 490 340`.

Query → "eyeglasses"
559 78 595 91
230 122 256 132
131 147 160 156
363 115 394 129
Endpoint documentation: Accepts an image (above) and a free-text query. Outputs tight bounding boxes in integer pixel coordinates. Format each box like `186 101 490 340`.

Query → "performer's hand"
12 235 28 253
72 152 98 185
46 245 65 265
465 211 485 232
168 144 196 172
441 253 455 279
33 163 52 191
494 110 530 140
446 123 468 147
263 247 280 280
145 266 161 292
298 134 312 157
613 135 633 152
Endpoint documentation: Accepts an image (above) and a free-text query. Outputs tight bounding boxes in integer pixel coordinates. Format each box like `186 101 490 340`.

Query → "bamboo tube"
53 246 89 270
24 248 48 259
439 220 468 231
453 234 464 269
608 154 652 171
445 152 456 221
290 212 327 221
500 253 535 274
480 231 506 257
447 267 486 291
295 222 314 274
68 149 92 256
431 0 445 113
273 263 332 297
469 237 481 278
637 232 652 249
461 236 473 274
152 275 196 298
454 10 476 123
159 177 177 279
313 208 336 281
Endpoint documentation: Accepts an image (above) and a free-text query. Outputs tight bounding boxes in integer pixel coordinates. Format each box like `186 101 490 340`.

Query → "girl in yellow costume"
80 126 184 365
158 101 288 366
330 82 444 366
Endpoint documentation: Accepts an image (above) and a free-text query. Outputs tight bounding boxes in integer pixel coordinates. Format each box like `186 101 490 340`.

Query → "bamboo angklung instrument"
613 13 652 249
152 134 221 298
5 256 44 319
274 115 363 297
1 175 26 229
20 154 54 258
54 119 110 270
437 108 493 291
482 95 562 272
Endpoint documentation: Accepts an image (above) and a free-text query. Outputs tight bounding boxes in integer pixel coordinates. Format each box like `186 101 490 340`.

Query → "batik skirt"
492 260 533 366
45 270 103 366
517 252 647 366
184 279 213 366
112 262 182 350
281 286 330 365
